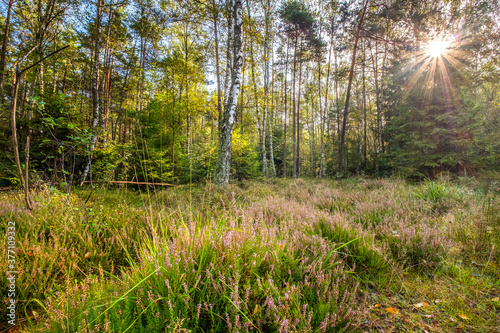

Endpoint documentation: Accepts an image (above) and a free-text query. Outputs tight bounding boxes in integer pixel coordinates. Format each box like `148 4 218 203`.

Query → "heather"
1 178 499 332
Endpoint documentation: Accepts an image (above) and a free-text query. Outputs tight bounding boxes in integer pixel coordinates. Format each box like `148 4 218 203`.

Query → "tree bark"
320 29 333 178
184 22 192 174
10 45 68 209
81 0 102 184
0 0 15 101
10 66 32 209
262 2 271 177
268 17 276 177
103 6 114 142
223 0 233 107
246 0 265 176
292 34 297 178
338 0 369 175
362 41 367 169
214 0 243 186
283 39 289 177
210 0 222 129
296 56 302 176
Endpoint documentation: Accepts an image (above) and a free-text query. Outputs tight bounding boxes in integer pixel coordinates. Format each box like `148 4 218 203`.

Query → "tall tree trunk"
81 0 102 184
25 85 32 206
296 56 302 177
115 42 135 142
52 44 57 94
357 80 362 175
338 0 369 175
184 23 191 174
0 0 15 100
172 84 177 180
362 41 367 169
335 42 340 138
283 39 289 177
239 54 245 132
10 45 67 209
380 23 388 155
223 0 233 107
262 16 269 177
10 66 32 209
268 22 276 177
292 34 297 178
103 6 114 142
370 39 381 175
215 0 243 186
309 76 315 176
246 0 265 176
62 58 68 94
212 0 223 128
320 30 333 178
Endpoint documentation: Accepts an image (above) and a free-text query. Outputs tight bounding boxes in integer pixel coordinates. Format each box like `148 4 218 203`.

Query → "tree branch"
21 45 69 74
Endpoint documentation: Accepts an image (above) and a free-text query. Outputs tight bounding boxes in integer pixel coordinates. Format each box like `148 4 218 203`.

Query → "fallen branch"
0 180 181 191
0 184 39 191
81 180 179 187
0 186 15 191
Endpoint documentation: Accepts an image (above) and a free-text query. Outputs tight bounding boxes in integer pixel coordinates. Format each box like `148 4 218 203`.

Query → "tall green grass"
1 177 499 332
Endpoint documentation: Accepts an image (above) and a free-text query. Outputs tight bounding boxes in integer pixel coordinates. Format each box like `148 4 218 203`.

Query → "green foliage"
315 219 391 282
279 0 315 35
385 31 500 179
229 129 260 180
414 180 451 203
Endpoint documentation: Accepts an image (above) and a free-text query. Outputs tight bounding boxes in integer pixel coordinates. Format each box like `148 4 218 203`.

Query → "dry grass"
0 178 499 332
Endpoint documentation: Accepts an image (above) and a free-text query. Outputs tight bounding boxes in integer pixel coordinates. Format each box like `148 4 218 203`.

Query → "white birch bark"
215 0 243 186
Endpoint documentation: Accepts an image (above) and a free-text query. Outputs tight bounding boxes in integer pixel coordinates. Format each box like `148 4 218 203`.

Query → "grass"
0 178 499 332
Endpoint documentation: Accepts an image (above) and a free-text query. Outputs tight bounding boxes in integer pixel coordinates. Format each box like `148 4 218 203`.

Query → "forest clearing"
1 0 500 331
1 178 499 332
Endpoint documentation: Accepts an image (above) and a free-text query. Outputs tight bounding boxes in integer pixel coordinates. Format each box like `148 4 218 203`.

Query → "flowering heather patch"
1 178 499 332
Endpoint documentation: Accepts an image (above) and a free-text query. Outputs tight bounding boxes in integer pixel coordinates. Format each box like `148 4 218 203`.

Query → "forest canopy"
1 0 499 189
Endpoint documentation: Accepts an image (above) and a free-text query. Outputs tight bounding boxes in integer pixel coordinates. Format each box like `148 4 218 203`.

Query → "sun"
425 38 451 58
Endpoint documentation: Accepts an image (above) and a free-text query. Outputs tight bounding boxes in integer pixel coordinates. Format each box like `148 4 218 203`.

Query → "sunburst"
424 38 451 58
396 33 470 108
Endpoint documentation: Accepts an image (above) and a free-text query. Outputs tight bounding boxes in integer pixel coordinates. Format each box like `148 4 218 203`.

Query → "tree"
337 0 369 175
279 0 316 177
215 0 243 185
0 0 16 100
80 0 103 184
385 0 500 177
10 45 69 209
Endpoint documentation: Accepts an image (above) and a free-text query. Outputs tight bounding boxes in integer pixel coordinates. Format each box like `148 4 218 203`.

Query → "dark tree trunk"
338 0 369 175
283 39 289 177
81 0 102 184
0 0 15 100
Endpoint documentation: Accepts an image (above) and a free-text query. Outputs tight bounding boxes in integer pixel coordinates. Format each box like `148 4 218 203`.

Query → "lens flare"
425 39 451 58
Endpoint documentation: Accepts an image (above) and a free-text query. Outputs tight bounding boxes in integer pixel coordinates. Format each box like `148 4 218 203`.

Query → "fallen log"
81 180 178 187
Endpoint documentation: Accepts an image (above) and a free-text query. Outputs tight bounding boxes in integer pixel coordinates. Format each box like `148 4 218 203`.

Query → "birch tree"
214 0 243 185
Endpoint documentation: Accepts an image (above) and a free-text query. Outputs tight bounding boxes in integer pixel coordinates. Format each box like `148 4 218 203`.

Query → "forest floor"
1 178 499 332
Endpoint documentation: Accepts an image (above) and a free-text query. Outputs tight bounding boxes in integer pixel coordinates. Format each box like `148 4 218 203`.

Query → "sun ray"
425 39 451 58
423 59 438 104
398 32 471 108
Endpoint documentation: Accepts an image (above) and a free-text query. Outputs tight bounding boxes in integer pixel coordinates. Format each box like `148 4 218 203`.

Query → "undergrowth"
0 178 499 332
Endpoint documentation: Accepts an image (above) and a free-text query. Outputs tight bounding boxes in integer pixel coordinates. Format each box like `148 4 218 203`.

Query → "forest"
1 0 499 332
